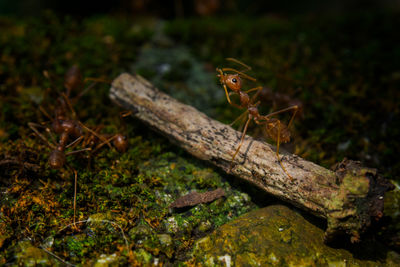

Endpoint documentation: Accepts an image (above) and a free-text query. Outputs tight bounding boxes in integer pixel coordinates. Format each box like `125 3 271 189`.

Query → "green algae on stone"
94 253 120 267
190 205 389 266
15 240 59 266
383 181 400 249
324 160 390 243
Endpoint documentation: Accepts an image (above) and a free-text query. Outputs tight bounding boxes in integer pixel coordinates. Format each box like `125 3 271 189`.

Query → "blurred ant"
29 65 127 226
29 84 92 226
81 111 130 155
28 118 90 225
217 58 298 181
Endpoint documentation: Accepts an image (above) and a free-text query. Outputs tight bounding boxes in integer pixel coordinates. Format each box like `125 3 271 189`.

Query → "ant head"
224 74 242 92
113 134 128 153
48 149 66 169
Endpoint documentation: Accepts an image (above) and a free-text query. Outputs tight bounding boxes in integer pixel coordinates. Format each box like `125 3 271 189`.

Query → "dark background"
1 0 400 17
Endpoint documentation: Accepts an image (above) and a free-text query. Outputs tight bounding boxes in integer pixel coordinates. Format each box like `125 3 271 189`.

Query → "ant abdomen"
265 119 291 143
48 149 66 169
112 134 128 153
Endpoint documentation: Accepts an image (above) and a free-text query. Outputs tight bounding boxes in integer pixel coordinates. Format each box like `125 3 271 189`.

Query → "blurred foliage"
165 11 400 177
0 8 400 265
132 21 223 116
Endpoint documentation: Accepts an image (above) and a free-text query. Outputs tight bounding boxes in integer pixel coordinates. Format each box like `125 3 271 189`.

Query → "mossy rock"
15 240 59 266
190 205 396 266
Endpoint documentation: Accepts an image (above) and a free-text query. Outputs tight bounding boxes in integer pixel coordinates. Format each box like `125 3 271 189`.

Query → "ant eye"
232 78 237 83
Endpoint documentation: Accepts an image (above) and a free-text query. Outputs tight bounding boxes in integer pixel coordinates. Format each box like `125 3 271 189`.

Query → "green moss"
190 205 387 266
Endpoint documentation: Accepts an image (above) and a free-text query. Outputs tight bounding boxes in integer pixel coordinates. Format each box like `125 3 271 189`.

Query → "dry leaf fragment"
169 188 226 208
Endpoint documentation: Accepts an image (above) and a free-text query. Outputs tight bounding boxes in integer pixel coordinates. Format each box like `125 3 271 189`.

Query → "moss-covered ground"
0 9 399 265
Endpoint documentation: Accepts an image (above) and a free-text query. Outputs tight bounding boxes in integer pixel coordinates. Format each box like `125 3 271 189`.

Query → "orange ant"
217 58 298 181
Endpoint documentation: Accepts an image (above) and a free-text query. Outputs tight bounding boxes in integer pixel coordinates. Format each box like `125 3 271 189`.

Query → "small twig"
0 159 40 172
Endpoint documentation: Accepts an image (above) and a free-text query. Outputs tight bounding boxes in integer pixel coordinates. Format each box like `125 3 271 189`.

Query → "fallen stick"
109 73 393 243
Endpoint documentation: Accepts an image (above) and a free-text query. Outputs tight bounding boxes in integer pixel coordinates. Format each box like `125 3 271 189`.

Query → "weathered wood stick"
110 73 393 243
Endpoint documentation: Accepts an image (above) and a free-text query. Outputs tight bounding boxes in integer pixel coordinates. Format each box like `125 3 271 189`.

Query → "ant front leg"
28 122 56 149
247 87 263 105
79 122 112 149
223 86 243 109
245 86 263 95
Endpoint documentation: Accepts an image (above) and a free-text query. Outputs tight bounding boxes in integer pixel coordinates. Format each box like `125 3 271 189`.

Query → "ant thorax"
238 91 250 107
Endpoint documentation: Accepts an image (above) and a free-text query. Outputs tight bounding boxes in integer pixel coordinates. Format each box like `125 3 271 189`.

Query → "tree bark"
109 73 393 243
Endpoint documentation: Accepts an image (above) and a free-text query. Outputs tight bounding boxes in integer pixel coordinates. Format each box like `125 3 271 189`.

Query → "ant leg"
287 106 299 128
82 125 101 147
230 110 248 127
119 111 132 133
244 86 263 95
263 105 299 119
37 106 58 145
65 148 91 156
28 122 56 149
275 121 294 181
224 85 243 109
221 68 257 81
79 122 112 149
247 87 263 105
38 106 53 121
65 136 83 149
60 92 78 119
120 111 132 118
226 57 252 71
84 77 111 84
230 116 251 170
91 135 118 153
72 82 97 104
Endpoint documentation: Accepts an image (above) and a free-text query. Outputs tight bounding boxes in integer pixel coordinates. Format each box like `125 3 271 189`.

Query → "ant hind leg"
275 121 294 181
230 116 251 171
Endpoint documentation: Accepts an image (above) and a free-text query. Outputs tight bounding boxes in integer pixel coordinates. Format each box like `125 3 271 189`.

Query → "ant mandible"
217 58 298 181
